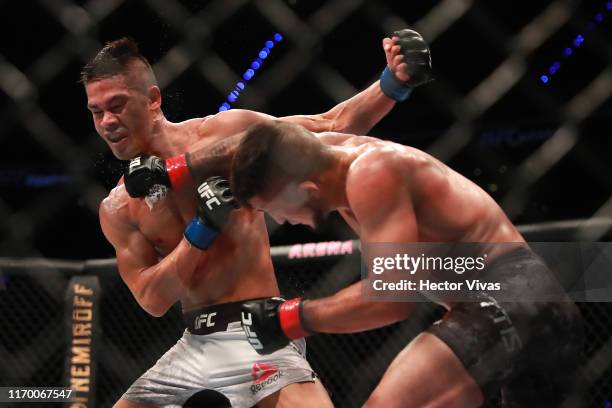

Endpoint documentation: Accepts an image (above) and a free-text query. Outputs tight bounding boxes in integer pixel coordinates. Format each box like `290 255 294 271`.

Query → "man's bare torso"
103 113 280 311
318 132 524 246
316 132 525 308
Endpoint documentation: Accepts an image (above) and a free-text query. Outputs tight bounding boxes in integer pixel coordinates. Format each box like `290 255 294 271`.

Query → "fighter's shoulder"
345 147 401 200
195 109 275 137
99 181 134 228
343 153 403 227
177 116 212 136
205 109 274 127
350 144 412 178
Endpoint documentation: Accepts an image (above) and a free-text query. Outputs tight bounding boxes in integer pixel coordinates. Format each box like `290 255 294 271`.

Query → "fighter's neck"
144 116 193 159
316 148 353 210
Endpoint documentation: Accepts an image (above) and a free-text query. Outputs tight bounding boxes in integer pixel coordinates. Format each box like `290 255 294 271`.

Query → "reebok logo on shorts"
250 362 283 395
251 362 278 383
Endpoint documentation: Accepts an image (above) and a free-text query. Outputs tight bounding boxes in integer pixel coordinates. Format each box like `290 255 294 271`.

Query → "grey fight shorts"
121 300 315 408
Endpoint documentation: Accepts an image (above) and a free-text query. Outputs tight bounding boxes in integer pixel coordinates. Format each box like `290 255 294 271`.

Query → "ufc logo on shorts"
197 182 221 210
194 312 217 329
493 313 522 353
129 157 141 171
241 312 263 350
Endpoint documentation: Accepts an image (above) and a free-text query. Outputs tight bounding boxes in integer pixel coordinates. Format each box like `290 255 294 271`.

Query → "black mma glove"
184 176 239 250
124 154 193 197
380 28 433 101
241 298 312 355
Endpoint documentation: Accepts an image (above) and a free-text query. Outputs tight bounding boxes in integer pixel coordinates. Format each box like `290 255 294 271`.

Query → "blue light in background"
219 34 283 112
548 61 561 74
540 1 608 85
573 34 584 47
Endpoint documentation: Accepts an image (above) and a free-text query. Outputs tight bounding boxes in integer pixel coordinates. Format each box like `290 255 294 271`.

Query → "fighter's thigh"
257 379 334 408
364 332 483 408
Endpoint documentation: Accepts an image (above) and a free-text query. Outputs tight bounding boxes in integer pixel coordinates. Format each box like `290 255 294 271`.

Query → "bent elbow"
328 116 351 134
138 290 173 317
328 110 369 135
383 301 416 324
339 121 373 137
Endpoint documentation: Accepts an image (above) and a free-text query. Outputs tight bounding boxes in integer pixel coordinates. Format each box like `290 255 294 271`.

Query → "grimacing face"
85 74 153 160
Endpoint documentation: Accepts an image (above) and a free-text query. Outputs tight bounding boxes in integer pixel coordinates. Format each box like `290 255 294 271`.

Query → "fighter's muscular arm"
184 110 272 180
240 157 424 353
187 30 431 169
124 32 431 197
185 102 391 183
279 80 394 135
184 107 386 182
184 37 411 175
99 190 205 317
184 33 412 180
185 97 391 181
303 156 420 333
280 34 418 134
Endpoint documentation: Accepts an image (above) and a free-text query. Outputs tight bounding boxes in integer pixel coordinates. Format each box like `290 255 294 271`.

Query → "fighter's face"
85 75 152 160
250 183 326 229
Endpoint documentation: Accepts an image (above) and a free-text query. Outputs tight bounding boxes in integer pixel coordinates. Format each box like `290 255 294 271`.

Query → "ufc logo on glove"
128 157 141 171
197 182 221 210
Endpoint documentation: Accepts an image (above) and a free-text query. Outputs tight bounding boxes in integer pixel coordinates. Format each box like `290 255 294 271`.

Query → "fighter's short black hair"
80 37 155 84
230 121 331 205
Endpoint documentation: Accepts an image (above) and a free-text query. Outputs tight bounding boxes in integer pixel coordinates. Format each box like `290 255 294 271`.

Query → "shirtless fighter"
229 121 584 407
86 30 431 408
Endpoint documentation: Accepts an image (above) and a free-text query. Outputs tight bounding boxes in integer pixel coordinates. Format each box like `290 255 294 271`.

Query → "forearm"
326 80 396 135
284 80 395 135
135 83 394 192
135 239 206 316
301 281 415 333
186 81 396 174
184 133 242 181
320 27 434 134
241 280 416 355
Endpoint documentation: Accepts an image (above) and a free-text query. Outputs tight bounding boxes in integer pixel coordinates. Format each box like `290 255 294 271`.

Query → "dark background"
0 1 611 407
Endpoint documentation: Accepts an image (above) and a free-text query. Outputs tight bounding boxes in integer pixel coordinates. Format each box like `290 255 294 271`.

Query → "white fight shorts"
121 300 315 407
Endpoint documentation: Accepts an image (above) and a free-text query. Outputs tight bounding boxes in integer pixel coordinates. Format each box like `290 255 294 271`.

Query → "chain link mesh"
1 253 611 406
1 0 611 406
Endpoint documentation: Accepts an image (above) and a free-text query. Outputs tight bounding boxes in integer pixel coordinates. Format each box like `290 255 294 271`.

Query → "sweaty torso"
317 132 525 307
318 132 524 247
110 112 279 311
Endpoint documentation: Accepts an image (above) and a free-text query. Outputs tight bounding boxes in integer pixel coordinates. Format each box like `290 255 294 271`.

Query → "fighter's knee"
364 389 396 408
112 400 130 408
112 399 154 408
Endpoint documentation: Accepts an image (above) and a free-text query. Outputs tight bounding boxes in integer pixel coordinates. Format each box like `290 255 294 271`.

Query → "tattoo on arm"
187 134 243 180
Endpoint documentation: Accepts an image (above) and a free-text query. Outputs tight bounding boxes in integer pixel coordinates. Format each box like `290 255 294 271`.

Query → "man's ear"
149 86 162 110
